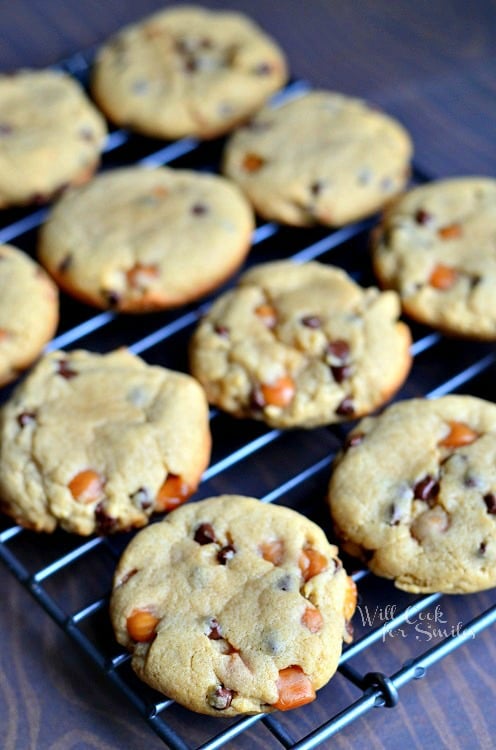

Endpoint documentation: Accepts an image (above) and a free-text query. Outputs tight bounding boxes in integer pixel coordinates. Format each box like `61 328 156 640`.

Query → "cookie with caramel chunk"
328 395 496 593
38 166 255 312
222 90 412 226
91 5 287 140
0 243 59 387
189 260 412 428
110 494 356 716
372 177 496 339
0 348 211 535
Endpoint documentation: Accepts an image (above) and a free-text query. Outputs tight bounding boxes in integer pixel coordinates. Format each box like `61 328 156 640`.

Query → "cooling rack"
1 49 496 750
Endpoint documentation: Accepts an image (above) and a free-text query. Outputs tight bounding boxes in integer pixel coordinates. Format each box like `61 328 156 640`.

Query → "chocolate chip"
413 475 439 504
250 387 266 411
331 364 353 383
276 574 294 592
207 617 223 640
103 290 122 307
326 339 350 362
184 57 198 73
301 315 322 328
58 254 73 273
199 37 213 49
309 181 325 196
17 411 36 428
214 324 230 338
0 124 13 136
130 487 152 510
479 541 487 556
119 568 138 586
415 208 433 225
217 545 236 564
357 167 372 185
194 522 217 545
336 396 354 416
484 493 496 514
253 62 272 75
95 502 117 534
207 685 233 710
57 359 78 379
344 431 365 449
191 202 208 216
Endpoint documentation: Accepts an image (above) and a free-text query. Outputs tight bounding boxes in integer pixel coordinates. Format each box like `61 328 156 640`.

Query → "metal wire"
0 51 495 750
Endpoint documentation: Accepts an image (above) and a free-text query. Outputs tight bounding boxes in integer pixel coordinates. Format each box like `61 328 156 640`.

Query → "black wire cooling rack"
1 49 496 750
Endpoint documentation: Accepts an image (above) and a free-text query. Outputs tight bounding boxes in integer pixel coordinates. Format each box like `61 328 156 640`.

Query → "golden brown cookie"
372 176 496 339
0 243 59 387
38 166 255 312
0 348 211 535
91 5 288 140
0 69 107 208
189 260 412 429
110 495 356 716
328 395 496 594
222 90 413 226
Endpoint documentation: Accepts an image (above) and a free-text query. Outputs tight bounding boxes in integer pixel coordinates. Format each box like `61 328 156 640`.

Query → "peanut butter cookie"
222 90 413 226
38 166 255 312
0 348 211 535
110 495 356 716
372 177 496 339
189 260 412 429
91 6 287 140
0 243 58 387
0 69 107 208
328 395 496 593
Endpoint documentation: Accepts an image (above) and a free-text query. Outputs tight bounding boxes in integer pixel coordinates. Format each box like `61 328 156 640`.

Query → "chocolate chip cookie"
328 395 496 593
189 260 412 429
222 90 413 226
0 69 107 208
372 176 496 339
0 348 211 535
38 166 255 312
110 494 356 716
0 243 59 387
91 6 288 140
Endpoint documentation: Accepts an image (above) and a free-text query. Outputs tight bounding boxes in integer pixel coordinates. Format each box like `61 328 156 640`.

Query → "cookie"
38 166 255 312
189 260 412 429
110 494 356 716
0 69 107 209
0 348 211 535
0 243 59 387
91 6 288 140
222 90 413 226
371 176 496 340
328 395 496 594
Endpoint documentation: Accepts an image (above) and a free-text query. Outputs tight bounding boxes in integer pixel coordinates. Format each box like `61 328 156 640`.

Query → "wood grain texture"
1 1 496 749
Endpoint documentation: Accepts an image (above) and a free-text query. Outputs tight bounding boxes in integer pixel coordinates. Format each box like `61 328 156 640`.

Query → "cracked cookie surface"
38 166 255 312
0 69 107 208
189 260 412 429
91 5 287 140
0 243 59 387
372 177 496 339
222 90 413 226
110 494 356 716
0 348 211 535
328 395 496 593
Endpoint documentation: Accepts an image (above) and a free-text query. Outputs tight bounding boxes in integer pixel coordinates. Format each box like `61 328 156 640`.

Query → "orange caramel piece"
68 470 104 504
126 263 159 289
437 223 462 240
260 539 284 565
273 666 316 711
429 264 458 290
299 547 328 582
155 474 191 512
260 375 295 408
255 303 277 328
301 607 323 633
242 153 265 172
439 421 478 449
126 609 160 642
344 576 358 622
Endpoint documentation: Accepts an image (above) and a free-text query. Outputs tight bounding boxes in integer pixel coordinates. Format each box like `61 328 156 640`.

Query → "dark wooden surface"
1 2 496 749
